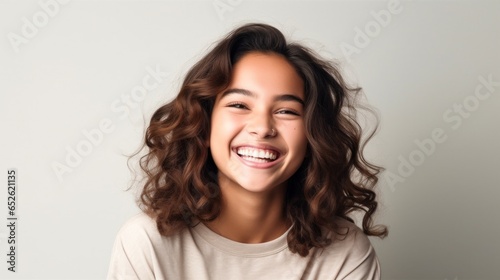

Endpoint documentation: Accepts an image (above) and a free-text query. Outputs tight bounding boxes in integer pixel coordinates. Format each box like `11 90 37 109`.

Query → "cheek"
286 124 308 153
210 112 241 145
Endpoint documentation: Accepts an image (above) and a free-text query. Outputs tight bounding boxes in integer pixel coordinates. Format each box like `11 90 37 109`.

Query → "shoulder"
107 212 173 279
116 212 159 239
330 217 375 256
111 212 164 257
316 217 381 279
114 211 192 251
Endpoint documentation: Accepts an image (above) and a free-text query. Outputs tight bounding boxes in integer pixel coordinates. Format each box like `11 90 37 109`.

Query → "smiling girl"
108 23 387 280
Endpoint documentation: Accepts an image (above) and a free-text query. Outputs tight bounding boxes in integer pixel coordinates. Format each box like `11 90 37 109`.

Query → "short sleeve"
106 214 158 280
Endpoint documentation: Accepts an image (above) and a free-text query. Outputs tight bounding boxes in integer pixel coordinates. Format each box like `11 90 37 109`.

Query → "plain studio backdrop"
1 0 499 279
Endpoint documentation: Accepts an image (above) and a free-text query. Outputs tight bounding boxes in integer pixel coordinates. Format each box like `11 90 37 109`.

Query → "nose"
246 113 276 138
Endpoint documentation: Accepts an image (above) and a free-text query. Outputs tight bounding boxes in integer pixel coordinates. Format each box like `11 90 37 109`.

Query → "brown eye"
227 102 248 109
276 109 300 116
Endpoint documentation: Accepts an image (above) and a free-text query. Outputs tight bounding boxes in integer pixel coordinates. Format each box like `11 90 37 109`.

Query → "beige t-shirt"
107 213 380 280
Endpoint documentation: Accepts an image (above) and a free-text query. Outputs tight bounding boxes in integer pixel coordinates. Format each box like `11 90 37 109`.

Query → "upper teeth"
236 148 277 160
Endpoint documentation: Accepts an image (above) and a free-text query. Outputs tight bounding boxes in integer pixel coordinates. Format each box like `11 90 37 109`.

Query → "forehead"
227 52 304 99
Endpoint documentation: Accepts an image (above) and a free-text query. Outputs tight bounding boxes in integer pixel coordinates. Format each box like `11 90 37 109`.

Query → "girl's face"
209 52 307 194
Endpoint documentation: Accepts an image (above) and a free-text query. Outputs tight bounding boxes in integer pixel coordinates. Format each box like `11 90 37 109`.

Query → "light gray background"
1 0 499 279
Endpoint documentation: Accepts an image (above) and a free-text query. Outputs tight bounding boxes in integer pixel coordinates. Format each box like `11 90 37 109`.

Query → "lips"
234 146 280 162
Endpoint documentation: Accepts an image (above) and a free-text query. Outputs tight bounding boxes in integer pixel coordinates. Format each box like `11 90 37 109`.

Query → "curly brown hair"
138 23 387 257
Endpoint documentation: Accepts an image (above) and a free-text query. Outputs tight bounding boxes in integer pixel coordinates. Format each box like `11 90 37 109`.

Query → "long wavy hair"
138 23 387 256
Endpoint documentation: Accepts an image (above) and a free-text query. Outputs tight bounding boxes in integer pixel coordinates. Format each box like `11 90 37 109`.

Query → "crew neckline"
191 222 292 257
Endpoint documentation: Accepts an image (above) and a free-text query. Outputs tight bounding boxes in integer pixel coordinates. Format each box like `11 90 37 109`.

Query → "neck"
205 179 290 243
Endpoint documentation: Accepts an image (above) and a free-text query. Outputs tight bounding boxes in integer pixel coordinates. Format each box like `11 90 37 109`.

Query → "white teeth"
252 150 258 158
259 150 265 158
236 147 278 160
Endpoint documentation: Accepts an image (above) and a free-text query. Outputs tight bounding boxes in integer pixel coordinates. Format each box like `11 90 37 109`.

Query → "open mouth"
235 147 280 163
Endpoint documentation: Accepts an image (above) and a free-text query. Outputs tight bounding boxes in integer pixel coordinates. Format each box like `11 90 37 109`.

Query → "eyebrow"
220 88 304 105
